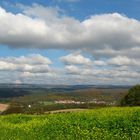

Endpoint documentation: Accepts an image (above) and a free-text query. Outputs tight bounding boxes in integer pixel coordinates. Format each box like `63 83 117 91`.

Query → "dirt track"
0 104 9 112
46 109 87 114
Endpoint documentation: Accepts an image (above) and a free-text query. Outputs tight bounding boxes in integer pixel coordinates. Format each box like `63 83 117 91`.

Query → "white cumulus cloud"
0 4 140 60
60 53 92 65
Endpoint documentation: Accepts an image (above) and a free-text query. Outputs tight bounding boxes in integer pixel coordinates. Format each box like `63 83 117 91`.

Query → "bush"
121 85 140 106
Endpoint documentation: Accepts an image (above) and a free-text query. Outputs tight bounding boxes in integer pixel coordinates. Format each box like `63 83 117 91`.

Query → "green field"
0 107 140 140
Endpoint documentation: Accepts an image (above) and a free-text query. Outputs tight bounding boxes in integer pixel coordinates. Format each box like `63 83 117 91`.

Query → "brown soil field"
0 104 9 112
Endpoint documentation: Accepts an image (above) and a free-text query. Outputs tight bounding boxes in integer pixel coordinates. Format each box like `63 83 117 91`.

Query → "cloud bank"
0 4 140 57
0 53 139 85
0 4 140 84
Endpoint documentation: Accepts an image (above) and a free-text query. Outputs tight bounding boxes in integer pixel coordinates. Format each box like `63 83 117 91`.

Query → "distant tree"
121 85 140 106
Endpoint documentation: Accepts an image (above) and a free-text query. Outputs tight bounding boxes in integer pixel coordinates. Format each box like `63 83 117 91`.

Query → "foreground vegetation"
0 107 140 140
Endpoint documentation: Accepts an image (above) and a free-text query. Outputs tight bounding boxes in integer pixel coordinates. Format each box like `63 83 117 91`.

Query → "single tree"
121 85 140 106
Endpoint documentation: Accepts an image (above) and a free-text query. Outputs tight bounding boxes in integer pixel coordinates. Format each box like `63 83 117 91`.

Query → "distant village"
54 99 110 105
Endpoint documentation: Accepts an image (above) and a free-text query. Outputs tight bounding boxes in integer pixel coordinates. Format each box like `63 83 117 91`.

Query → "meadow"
0 107 140 140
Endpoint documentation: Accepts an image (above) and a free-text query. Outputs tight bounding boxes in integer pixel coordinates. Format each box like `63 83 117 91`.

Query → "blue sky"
0 0 140 84
1 0 140 20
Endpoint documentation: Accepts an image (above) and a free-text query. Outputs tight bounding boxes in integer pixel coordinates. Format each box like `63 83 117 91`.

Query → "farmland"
0 103 9 112
0 84 129 114
0 107 140 140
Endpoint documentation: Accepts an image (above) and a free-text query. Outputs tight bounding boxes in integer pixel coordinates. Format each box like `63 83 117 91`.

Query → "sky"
0 0 140 85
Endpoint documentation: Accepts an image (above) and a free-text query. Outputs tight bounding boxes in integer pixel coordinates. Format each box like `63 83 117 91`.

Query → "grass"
0 107 140 140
